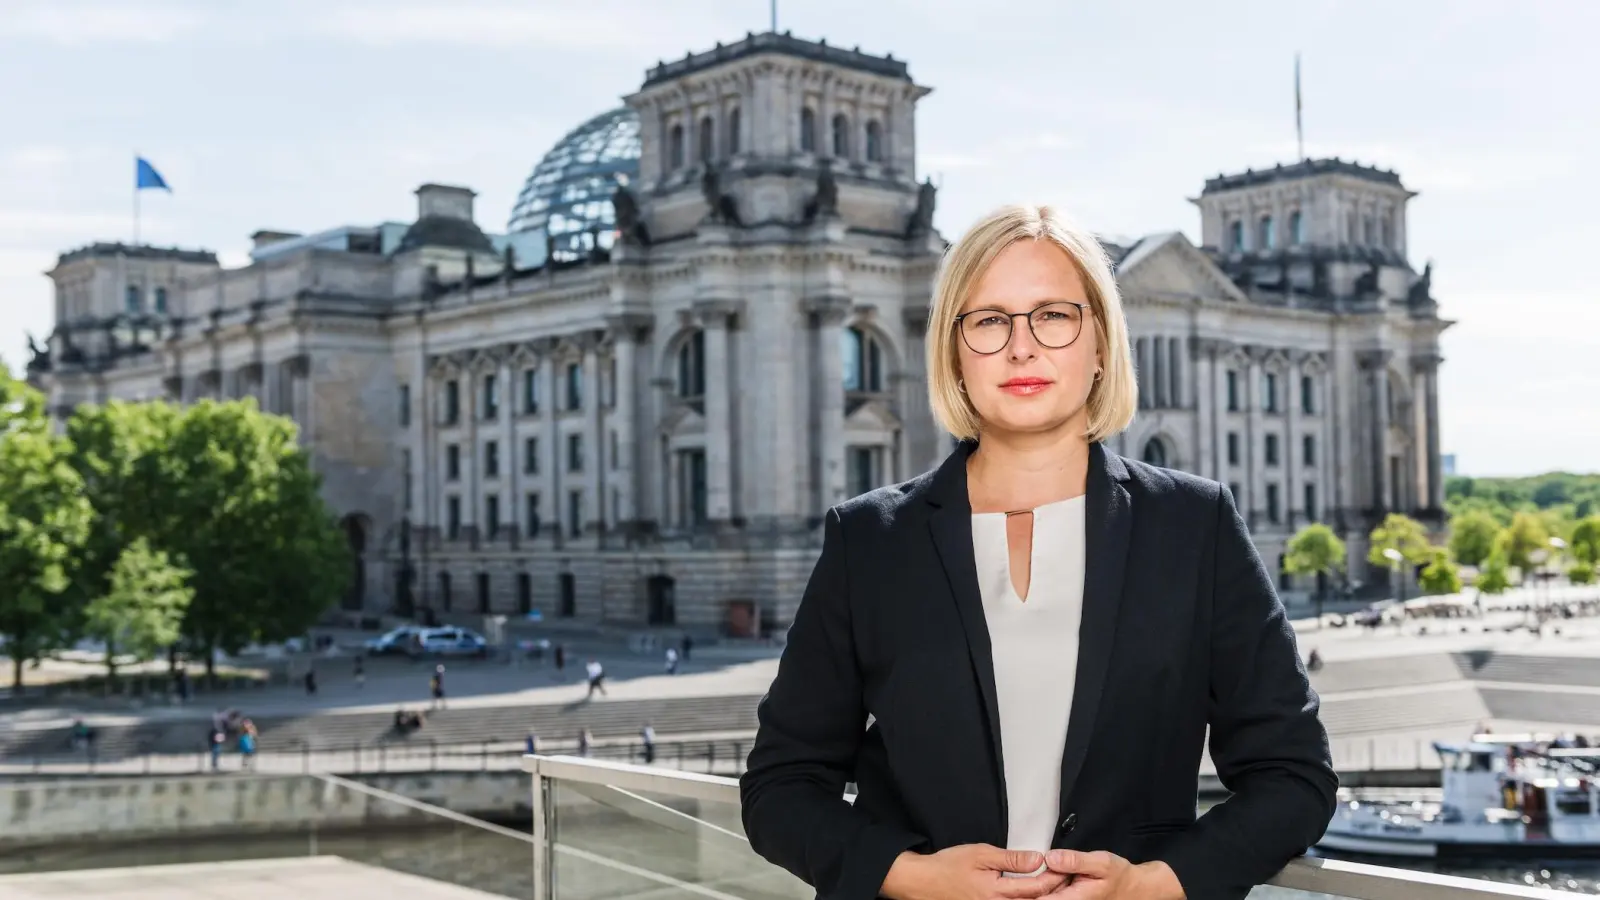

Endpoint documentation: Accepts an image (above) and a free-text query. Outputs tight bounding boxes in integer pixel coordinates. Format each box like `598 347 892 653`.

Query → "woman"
740 205 1336 900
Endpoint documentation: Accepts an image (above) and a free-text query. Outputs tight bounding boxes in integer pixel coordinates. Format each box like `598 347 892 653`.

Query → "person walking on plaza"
238 720 257 771
665 646 679 675
584 659 607 698
740 204 1336 900
641 722 656 764
578 728 593 758
430 664 446 710
208 729 224 771
303 667 317 697
353 656 365 688
553 642 566 671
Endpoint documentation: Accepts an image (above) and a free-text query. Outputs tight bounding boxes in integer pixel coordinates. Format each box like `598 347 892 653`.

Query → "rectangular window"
402 449 412 511
1300 374 1315 415
1226 370 1239 412
567 490 583 538
605 356 617 408
446 444 460 480
482 374 499 420
1302 434 1316 467
1304 483 1318 522
447 496 461 540
849 446 877 498
1265 433 1280 466
485 495 500 539
476 572 490 614
399 384 411 427
523 368 540 414
610 430 619 470
680 450 707 527
565 363 583 410
484 440 499 478
611 487 620 528
1229 482 1243 508
1227 432 1240 466
444 379 460 425
517 573 532 615
1266 483 1281 524
439 572 452 610
1263 372 1279 413
525 492 541 538
567 433 583 472
524 436 539 475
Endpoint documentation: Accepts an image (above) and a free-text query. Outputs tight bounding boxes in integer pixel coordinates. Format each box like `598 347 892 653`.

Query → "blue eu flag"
136 157 170 191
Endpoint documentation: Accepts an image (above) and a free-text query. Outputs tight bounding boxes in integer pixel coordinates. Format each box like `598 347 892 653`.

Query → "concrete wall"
0 771 528 848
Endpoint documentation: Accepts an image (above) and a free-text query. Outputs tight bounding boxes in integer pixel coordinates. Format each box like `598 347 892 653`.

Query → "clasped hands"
881 844 1184 900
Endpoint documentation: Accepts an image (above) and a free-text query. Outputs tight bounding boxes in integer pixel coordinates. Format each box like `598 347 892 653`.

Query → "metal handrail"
522 754 1569 900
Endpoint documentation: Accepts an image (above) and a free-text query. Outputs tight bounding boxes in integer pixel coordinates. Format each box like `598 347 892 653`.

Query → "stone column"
1357 350 1393 513
500 353 517 543
1420 355 1443 511
584 337 605 535
1192 338 1215 479
464 365 480 542
807 295 850 512
696 302 736 523
1245 348 1265 524
541 345 561 542
900 306 938 475
1286 352 1302 528
1212 342 1232 483
605 314 649 534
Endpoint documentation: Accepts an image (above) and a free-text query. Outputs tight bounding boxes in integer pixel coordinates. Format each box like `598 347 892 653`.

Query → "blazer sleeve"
740 506 927 900
1156 485 1339 900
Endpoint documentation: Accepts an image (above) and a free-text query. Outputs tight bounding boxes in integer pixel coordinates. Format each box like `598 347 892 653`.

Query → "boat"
1317 733 1600 858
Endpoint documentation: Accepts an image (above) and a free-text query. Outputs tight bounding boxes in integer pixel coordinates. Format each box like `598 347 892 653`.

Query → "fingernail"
1047 850 1066 868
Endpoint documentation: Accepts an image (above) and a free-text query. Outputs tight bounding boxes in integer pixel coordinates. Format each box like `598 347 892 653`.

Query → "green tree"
152 400 351 675
0 373 93 693
1571 516 1600 566
83 538 193 688
1283 523 1347 625
1368 513 1432 569
1419 548 1463 596
1477 551 1513 600
1497 512 1550 577
1569 562 1596 586
1448 510 1500 568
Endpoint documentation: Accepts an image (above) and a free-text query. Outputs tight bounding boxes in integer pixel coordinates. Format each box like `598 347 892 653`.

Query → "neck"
966 424 1093 511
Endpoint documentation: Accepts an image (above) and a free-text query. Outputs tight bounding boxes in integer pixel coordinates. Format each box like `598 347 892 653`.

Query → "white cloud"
0 210 138 240
1242 139 1579 194
304 2 709 50
0 3 203 45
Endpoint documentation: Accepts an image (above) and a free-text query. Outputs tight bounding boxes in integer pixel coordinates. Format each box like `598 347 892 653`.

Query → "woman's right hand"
880 846 1069 900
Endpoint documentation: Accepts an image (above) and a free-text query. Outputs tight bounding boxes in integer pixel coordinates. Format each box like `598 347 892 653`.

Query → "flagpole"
133 153 141 247
1295 54 1305 161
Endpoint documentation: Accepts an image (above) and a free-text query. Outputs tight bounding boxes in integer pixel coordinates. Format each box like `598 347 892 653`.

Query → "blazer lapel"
1057 442 1132 817
925 441 1008 834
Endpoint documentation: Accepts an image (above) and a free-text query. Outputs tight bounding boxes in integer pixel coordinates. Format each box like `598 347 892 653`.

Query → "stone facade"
28 34 1448 630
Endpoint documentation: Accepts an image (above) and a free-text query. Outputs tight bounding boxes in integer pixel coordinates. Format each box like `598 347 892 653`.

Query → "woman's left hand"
1041 851 1185 899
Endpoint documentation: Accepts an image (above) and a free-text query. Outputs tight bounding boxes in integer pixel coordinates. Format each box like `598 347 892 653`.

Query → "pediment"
661 402 706 435
1116 233 1247 303
845 397 901 431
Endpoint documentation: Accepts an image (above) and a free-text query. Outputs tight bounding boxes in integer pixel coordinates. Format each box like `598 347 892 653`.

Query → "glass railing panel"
549 778 810 900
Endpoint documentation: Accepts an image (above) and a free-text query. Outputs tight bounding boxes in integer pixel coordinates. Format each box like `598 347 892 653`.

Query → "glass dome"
507 107 641 258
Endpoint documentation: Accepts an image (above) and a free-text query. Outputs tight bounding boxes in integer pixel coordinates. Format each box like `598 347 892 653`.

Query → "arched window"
1229 220 1244 251
831 113 850 158
1289 211 1304 245
153 286 168 314
726 108 741 155
676 330 705 398
1259 215 1276 251
125 284 142 312
1141 438 1168 468
1362 215 1374 245
800 108 816 153
841 327 884 393
669 124 685 169
697 116 714 162
865 120 883 162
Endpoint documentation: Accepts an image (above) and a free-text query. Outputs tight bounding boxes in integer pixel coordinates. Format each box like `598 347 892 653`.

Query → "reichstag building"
27 31 1448 632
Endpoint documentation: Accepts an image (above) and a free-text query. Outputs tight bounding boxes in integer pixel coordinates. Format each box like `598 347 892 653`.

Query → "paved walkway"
0 856 505 899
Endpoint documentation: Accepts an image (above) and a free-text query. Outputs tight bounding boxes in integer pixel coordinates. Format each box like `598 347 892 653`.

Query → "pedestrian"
353 656 365 688
238 720 257 771
584 659 607 698
664 646 679 675
208 729 224 771
578 728 593 757
641 722 656 764
679 633 693 662
525 732 539 755
553 642 566 671
174 668 191 705
304 667 318 696
430 664 446 709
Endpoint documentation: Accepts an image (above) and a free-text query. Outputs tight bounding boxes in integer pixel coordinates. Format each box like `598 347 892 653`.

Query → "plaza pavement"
0 857 508 899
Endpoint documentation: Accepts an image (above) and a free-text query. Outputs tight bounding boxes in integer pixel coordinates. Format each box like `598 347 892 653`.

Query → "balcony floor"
0 856 503 899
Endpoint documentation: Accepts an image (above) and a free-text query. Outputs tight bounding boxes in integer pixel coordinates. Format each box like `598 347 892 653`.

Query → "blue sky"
2 0 1595 476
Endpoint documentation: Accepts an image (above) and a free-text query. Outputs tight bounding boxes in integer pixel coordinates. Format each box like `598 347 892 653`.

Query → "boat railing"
523 754 1575 900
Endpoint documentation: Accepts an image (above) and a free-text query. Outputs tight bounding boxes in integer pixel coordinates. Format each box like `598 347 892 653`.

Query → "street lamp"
1381 547 1407 624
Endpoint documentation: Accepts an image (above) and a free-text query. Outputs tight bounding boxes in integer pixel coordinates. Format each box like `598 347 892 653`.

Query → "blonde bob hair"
925 203 1137 443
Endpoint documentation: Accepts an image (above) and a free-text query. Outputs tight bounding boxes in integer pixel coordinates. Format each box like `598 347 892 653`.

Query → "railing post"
530 759 554 900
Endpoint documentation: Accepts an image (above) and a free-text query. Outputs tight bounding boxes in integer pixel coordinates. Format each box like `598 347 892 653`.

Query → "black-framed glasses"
954 301 1089 355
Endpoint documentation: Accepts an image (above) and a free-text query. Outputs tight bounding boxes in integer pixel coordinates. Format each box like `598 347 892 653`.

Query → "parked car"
365 625 428 656
416 627 490 658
